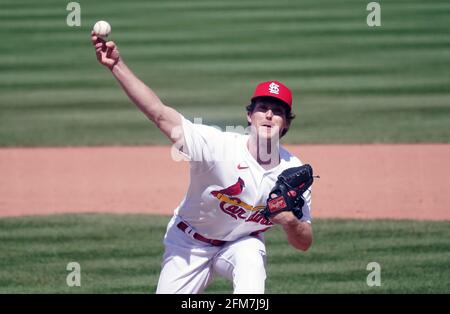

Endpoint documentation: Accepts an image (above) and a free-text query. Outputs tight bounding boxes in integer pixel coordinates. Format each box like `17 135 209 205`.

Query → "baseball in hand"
93 20 111 38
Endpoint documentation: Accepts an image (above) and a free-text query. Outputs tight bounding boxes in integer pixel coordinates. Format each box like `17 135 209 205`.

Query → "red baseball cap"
251 81 292 109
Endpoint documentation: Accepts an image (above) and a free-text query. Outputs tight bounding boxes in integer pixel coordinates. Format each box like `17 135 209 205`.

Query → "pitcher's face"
247 100 289 140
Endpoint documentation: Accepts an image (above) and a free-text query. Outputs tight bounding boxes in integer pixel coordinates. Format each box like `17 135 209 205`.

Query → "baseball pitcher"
92 32 315 294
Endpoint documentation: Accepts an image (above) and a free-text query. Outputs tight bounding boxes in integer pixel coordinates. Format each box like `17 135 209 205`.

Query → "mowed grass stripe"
3 21 449 45
1 0 449 146
3 68 449 91
3 37 450 64
0 214 449 293
3 44 449 76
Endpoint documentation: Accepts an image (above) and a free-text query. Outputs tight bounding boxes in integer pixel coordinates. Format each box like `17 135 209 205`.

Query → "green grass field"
1 214 449 293
1 0 449 295
1 0 449 146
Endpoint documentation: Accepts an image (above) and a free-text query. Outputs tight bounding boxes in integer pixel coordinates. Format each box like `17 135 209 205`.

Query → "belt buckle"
185 227 197 240
180 222 197 241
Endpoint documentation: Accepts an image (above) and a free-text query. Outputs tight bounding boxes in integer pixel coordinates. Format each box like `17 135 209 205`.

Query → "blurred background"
1 0 449 146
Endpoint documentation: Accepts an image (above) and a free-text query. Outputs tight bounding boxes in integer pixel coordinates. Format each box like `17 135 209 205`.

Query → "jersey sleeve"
180 116 223 172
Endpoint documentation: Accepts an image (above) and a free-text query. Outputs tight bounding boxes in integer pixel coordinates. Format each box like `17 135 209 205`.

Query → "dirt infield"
0 145 449 220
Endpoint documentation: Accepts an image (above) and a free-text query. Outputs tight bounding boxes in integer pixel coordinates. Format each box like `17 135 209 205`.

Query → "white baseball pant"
156 216 267 294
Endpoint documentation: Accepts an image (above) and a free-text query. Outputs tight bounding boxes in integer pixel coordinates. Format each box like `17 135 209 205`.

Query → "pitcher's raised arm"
91 32 182 144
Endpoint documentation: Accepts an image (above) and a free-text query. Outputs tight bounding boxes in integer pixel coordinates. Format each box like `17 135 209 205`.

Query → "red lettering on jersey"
220 201 247 220
211 179 274 227
246 211 273 226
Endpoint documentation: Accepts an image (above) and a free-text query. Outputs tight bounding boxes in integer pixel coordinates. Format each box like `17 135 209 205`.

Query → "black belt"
177 221 227 247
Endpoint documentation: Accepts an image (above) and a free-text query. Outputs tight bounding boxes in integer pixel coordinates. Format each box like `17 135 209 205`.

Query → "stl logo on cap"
268 82 280 95
252 80 293 109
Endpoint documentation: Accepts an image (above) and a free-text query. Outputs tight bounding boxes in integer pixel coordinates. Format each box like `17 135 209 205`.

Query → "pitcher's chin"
257 126 280 141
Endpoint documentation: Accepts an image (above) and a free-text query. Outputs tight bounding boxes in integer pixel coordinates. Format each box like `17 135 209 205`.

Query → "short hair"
246 96 296 137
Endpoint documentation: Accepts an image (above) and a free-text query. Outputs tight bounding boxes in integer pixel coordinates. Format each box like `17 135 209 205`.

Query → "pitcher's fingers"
106 47 112 58
96 50 103 62
96 42 107 53
95 45 105 54
105 41 116 58
105 41 116 50
105 42 115 58
93 36 106 46
95 42 106 51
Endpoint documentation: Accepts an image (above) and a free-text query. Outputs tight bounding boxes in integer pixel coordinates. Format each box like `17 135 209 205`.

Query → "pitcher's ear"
246 112 252 124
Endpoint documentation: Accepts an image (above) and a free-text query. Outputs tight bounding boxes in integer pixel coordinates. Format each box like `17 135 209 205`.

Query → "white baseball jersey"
173 116 312 242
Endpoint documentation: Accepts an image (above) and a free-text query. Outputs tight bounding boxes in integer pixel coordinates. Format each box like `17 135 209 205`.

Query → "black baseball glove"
261 164 315 220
